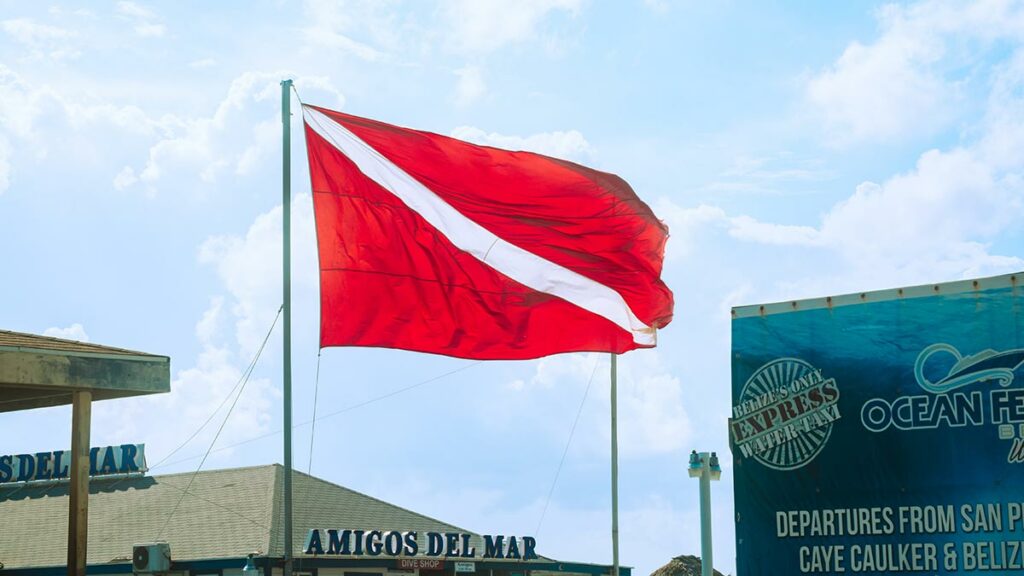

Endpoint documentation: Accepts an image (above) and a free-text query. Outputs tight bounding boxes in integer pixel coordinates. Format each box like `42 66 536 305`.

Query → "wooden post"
67 390 92 576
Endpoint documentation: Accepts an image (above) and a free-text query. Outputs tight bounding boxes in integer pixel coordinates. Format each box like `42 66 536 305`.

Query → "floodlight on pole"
688 450 721 576
242 554 259 576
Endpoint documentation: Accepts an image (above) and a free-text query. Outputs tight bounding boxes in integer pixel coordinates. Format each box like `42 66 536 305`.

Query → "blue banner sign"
730 274 1024 575
0 443 146 484
304 530 537 560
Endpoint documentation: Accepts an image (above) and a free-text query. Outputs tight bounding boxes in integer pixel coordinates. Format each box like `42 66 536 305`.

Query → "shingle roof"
0 330 163 358
271 465 473 558
0 465 486 569
0 465 274 568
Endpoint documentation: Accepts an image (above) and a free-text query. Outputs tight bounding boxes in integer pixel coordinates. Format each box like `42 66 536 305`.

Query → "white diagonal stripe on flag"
302 105 655 346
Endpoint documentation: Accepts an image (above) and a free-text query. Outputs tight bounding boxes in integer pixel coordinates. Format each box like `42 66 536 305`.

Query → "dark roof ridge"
151 463 279 481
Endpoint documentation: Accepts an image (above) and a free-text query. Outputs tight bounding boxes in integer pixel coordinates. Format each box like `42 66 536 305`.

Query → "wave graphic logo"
915 343 1024 394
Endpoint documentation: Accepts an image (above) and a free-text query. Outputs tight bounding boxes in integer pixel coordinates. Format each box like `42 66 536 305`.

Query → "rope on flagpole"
150 305 284 471
151 360 484 470
534 353 602 536
154 304 283 540
308 350 322 474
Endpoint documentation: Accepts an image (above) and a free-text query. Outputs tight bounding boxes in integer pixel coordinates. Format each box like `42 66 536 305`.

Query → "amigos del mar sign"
304 529 538 561
730 274 1024 576
0 443 146 484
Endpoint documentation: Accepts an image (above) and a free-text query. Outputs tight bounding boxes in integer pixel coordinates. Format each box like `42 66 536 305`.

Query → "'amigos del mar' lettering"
303 529 538 560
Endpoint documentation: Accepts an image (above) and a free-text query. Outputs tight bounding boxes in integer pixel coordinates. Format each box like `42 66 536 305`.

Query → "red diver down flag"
302 105 674 360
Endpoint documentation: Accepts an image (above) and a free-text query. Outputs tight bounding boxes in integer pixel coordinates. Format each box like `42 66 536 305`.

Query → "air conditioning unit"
132 542 171 573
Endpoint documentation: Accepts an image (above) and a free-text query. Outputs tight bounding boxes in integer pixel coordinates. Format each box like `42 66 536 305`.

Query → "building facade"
0 465 628 576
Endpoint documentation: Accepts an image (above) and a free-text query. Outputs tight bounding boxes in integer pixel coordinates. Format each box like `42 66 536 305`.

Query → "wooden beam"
67 390 91 576
0 349 170 413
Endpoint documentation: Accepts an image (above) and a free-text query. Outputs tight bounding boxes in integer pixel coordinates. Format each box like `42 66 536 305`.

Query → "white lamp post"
688 450 721 576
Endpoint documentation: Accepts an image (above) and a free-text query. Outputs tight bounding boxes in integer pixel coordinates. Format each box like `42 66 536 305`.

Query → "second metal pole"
610 353 619 576
699 456 713 576
281 78 294 576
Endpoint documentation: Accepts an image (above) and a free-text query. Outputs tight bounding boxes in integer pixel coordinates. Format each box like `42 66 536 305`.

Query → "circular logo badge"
732 358 841 470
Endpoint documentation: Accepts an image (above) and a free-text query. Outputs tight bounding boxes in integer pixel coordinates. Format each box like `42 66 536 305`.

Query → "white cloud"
299 0 583 62
0 137 10 193
301 27 385 62
117 1 157 20
807 38 948 144
450 125 593 161
704 154 834 195
728 215 821 246
806 0 1024 144
42 323 89 342
1 17 80 60
662 22 1024 293
739 145 1022 282
134 23 165 38
661 147 1023 293
116 1 166 38
515 351 598 392
119 72 344 193
441 0 583 54
0 65 343 196
0 64 44 140
454 65 486 106
235 119 278 176
720 283 754 320
2 18 73 44
642 0 671 13
978 50 1024 171
0 62 176 172
198 194 319 357
48 7 95 18
616 351 692 457
654 202 728 260
189 58 217 69
300 0 396 61
820 150 1006 252
113 166 138 190
195 296 225 346
659 143 1024 295
657 202 824 284
507 351 691 458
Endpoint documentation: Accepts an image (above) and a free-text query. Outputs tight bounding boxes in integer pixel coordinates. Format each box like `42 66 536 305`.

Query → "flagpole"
610 353 619 576
281 78 294 576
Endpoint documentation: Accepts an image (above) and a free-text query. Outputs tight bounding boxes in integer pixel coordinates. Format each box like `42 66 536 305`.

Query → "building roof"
0 464 484 569
0 329 170 412
0 330 162 358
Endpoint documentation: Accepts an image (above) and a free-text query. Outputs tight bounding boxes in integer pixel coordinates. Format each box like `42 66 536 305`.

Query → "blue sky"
2 1 1024 575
